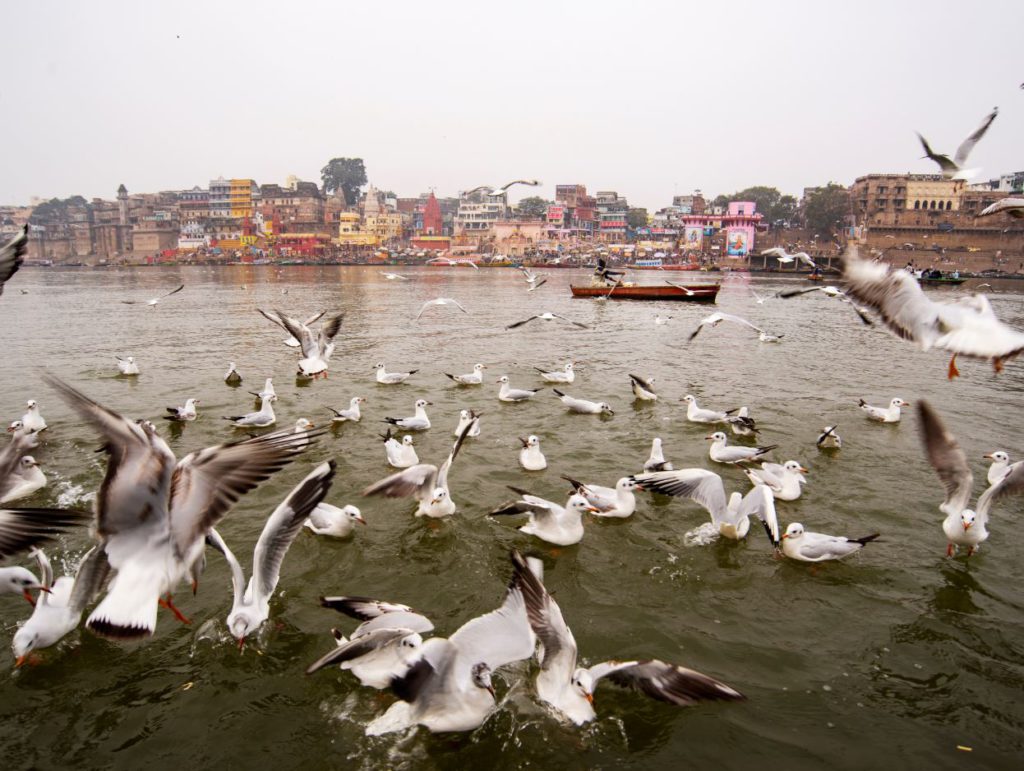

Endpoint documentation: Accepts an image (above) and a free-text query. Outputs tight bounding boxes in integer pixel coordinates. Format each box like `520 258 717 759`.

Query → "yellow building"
229 179 259 218
906 177 963 212
336 212 378 246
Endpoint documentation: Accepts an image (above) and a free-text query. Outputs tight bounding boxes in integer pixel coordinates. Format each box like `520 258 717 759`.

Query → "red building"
422 192 443 235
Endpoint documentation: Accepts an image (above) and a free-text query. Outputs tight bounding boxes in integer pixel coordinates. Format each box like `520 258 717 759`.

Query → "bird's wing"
362 464 439 500
529 278 547 291
302 310 326 326
916 132 958 174
320 595 425 624
272 309 318 358
841 247 938 345
252 461 335 600
977 462 1024 521
0 508 88 559
716 312 764 333
204 527 245 607
588 659 745 705
954 108 998 167
257 307 287 330
67 545 113 616
776 287 824 299
552 314 589 329
816 426 839 446
917 401 973 516
506 316 538 329
631 469 729 522
628 373 655 393
316 312 345 351
159 284 185 300
437 417 476 490
414 301 432 321
512 549 577 674
736 484 780 545
449 298 468 313
0 225 27 296
977 198 1024 218
167 427 314 556
32 548 53 599
760 247 786 258
306 627 421 674
490 489 560 524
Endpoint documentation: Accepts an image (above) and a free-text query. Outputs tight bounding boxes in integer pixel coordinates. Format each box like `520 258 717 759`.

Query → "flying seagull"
121 283 184 306
976 198 1024 219
506 312 589 330
0 225 28 297
415 297 468 321
916 107 998 180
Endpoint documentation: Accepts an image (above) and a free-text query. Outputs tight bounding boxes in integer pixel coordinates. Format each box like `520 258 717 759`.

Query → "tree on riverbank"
803 183 851 236
320 158 367 205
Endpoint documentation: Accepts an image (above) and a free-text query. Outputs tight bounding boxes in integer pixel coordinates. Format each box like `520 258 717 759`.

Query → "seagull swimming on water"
816 425 842 449
328 397 365 423
380 429 419 468
224 395 277 428
681 395 738 424
20 400 46 433
644 437 674 472
375 363 418 385
445 363 486 385
859 398 909 423
382 399 432 431
164 399 199 422
489 488 596 546
535 362 575 383
224 363 242 385
304 502 365 538
553 389 613 415
116 356 139 376
916 107 998 180
706 432 777 464
629 374 657 401
497 376 542 402
780 523 880 562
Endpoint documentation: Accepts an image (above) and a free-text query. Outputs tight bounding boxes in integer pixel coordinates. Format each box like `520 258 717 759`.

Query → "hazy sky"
2 0 1021 210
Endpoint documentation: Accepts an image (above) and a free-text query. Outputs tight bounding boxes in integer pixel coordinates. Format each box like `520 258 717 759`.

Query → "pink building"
681 200 762 257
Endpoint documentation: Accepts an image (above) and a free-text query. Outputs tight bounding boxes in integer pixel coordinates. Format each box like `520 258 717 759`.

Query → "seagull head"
343 505 366 525
474 363 487 372
11 626 38 666
429 488 448 507
295 418 314 431
682 394 696 404
598 403 614 416
352 397 366 406
616 477 638 492
401 435 415 447
568 494 600 514
782 460 809 478
25 400 37 409
706 432 727 443
19 456 39 469
374 362 385 371
524 435 540 448
891 398 910 408
496 375 509 384
782 523 804 540
229 613 261 648
2 567 44 605
571 668 596 703
983 451 1009 463
7 420 22 433
471 663 495 699
399 632 423 652
961 511 976 531
414 399 431 409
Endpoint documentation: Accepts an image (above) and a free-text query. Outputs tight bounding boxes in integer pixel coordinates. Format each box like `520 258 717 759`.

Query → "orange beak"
963 522 972 530
584 693 594 704
982 454 993 460
22 589 36 605
237 636 246 651
15 655 27 668
798 467 810 474
782 533 790 539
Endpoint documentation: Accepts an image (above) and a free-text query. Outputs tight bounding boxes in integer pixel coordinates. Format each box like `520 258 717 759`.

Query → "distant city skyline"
2 0 1022 210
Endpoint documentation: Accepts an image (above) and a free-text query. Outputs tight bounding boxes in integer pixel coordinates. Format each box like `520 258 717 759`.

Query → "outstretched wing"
316 311 345 351
916 132 957 175
0 225 28 296
552 314 589 329
437 416 477 489
977 462 1024 521
917 401 973 517
159 284 185 301
954 107 998 167
362 464 439 501
588 659 746 705
631 469 729 522
511 549 577 675
736 484 779 546
0 508 89 560
506 316 538 330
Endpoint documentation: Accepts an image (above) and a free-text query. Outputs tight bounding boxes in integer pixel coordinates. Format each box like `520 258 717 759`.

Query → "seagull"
727 407 758 437
375 363 418 384
633 468 779 544
497 179 541 192
629 374 657 401
382 399 432 431
535 362 575 383
453 409 482 438
1 456 47 503
977 198 1024 219
0 508 85 572
562 476 638 518
519 435 547 471
280 311 326 348
224 363 242 385
44 375 313 638
489 488 596 546
983 451 1012 486
306 596 434 688
249 378 276 401
517 266 547 286
689 312 769 342
516 550 745 725
304 502 366 538
380 429 419 468
258 309 345 379
681 395 738 424
706 432 777 464
0 225 27 297
527 278 548 292
859 398 909 423
552 389 613 415
383 273 409 280
776 284 875 325
415 297 468 322
164 398 199 422
654 314 673 325
116 356 139 376
206 461 335 647
328 397 365 423
224 394 277 428
6 421 40 449
20 401 46 433
644 437 674 472
11 547 108 665
760 247 816 268
918 401 1024 557
497 376 542 402
506 312 589 330
744 460 809 501
362 418 477 518
816 425 842 450
445 363 486 385
916 107 998 180
842 245 1024 378
363 550 536 735
750 289 769 305
780 523 880 562
120 283 184 307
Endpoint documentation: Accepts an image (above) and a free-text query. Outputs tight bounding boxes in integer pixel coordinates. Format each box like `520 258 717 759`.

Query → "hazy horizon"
2 0 1022 210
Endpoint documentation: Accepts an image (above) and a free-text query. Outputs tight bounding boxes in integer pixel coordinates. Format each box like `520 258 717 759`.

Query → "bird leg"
968 546 977 557
947 354 960 380
946 543 955 558
993 358 1004 374
159 594 192 625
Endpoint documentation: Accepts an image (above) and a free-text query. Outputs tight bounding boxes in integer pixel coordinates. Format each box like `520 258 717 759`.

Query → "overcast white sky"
2 0 1021 210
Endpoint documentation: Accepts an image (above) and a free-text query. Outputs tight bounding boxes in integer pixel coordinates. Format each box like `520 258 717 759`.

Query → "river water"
0 265 1022 769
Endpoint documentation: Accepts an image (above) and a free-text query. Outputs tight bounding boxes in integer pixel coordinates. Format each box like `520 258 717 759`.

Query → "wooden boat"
917 276 967 286
570 282 719 302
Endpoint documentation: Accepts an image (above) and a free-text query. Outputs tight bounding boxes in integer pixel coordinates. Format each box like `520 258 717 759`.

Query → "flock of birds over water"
0 179 1023 737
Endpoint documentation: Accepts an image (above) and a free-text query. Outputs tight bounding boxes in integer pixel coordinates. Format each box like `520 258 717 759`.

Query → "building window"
914 200 920 209
945 201 952 211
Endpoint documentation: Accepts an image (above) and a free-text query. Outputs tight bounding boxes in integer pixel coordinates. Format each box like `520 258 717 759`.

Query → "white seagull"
916 107 998 180
977 198 1024 219
362 418 477 518
0 226 27 297
164 398 199 422
207 461 335 647
516 550 746 725
761 247 816 268
380 429 419 468
681 395 738 424
383 273 409 280
223 394 277 428
20 401 46 433
744 460 808 501
281 311 326 348
121 283 184 307
306 596 434 688
706 432 777 464
304 502 366 538
535 362 575 383
688 312 771 342
445 363 487 385
519 435 547 471
453 409 482 438
0 456 47 503
497 376 542 402
727 407 758 437
383 399 432 431
780 523 880 562
489 488 596 546
375 363 418 384
258 308 345 379
249 378 276 401
44 375 312 637
562 475 638 518
629 374 657 401
506 312 589 330
983 451 1012 486
552 389 613 415
632 468 779 544
859 397 909 423
644 437 674 472
328 397 365 423
841 246 1024 378
415 297 468 322
116 356 139 376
